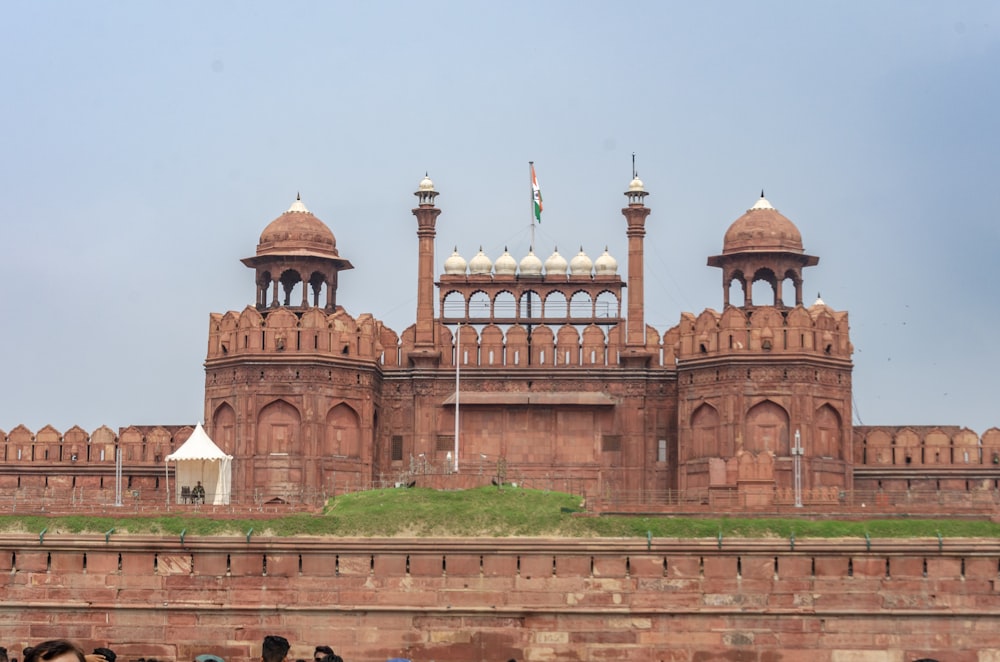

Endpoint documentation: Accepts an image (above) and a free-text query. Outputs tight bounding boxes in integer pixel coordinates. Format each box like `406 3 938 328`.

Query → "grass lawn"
0 486 997 538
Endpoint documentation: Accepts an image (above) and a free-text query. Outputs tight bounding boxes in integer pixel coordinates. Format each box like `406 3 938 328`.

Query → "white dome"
628 176 645 193
594 247 618 275
418 174 435 192
494 247 517 276
569 247 593 276
443 247 467 275
544 248 567 275
468 247 493 275
519 249 543 276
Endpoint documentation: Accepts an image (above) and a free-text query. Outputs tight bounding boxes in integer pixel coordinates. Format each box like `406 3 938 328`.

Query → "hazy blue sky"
1 2 998 434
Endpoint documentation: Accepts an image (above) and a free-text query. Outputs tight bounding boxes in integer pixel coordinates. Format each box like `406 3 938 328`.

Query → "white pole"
793 429 803 508
115 446 123 507
454 324 460 473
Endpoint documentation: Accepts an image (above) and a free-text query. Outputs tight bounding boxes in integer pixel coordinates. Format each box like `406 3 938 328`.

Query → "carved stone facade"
3 179 999 505
196 182 877 502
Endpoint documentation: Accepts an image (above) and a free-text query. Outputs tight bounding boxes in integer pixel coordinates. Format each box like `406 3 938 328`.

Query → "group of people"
0 637 412 662
0 641 119 662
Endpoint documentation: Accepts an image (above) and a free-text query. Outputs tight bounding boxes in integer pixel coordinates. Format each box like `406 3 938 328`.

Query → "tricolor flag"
531 162 543 223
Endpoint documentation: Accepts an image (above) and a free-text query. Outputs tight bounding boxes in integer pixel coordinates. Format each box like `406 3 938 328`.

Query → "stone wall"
1 536 998 662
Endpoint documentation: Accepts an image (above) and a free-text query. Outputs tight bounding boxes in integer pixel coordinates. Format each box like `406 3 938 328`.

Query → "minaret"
622 176 651 358
411 174 441 362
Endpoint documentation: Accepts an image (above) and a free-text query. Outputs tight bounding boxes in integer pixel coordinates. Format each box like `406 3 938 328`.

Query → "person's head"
93 649 116 662
262 636 290 662
312 648 333 662
24 641 85 662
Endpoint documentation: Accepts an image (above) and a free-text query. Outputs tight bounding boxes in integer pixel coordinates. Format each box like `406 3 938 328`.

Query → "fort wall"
3 424 998 481
1 536 998 662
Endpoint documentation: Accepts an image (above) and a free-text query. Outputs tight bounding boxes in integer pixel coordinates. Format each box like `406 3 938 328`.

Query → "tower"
675 194 853 500
205 196 378 503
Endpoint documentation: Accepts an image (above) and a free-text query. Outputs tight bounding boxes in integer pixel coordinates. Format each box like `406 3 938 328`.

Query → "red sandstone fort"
1 176 997 510
2 177 999 661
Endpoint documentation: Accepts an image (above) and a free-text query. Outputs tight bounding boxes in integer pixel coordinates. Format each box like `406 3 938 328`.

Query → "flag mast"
529 161 537 249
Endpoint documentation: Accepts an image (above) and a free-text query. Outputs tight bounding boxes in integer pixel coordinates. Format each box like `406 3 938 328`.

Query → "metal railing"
0 482 996 517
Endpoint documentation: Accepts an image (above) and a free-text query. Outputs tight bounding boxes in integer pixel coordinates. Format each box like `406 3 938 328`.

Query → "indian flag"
531 162 543 223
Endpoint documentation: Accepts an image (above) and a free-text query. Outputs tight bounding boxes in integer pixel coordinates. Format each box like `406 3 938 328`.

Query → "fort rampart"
1 536 999 662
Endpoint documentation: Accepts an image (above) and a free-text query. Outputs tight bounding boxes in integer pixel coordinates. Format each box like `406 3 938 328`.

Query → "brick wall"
0 536 998 662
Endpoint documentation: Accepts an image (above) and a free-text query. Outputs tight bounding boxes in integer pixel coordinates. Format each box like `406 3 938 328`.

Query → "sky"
1 1 998 434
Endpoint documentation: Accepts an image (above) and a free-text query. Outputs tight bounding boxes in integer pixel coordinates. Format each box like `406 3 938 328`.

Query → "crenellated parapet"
207 305 395 364
854 425 1000 467
0 424 193 466
676 303 852 361
413 321 678 370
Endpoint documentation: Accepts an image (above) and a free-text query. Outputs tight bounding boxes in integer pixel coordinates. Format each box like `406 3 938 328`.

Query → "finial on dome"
750 192 775 211
287 194 309 213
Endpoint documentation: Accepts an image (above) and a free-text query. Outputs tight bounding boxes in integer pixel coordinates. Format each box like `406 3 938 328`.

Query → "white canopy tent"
164 423 233 505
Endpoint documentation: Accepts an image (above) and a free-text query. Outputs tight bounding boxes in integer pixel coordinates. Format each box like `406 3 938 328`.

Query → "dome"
628 176 645 193
569 247 593 276
519 249 543 276
544 248 567 275
418 174 435 192
443 247 467 275
494 247 517 276
594 247 618 275
721 195 804 255
468 247 493 275
256 196 338 258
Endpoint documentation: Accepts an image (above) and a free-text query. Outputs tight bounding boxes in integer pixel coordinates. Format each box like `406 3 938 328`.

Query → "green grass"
0 487 998 538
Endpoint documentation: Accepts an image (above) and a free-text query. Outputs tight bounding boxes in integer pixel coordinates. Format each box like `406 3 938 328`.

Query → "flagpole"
529 161 536 250
527 161 536 365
